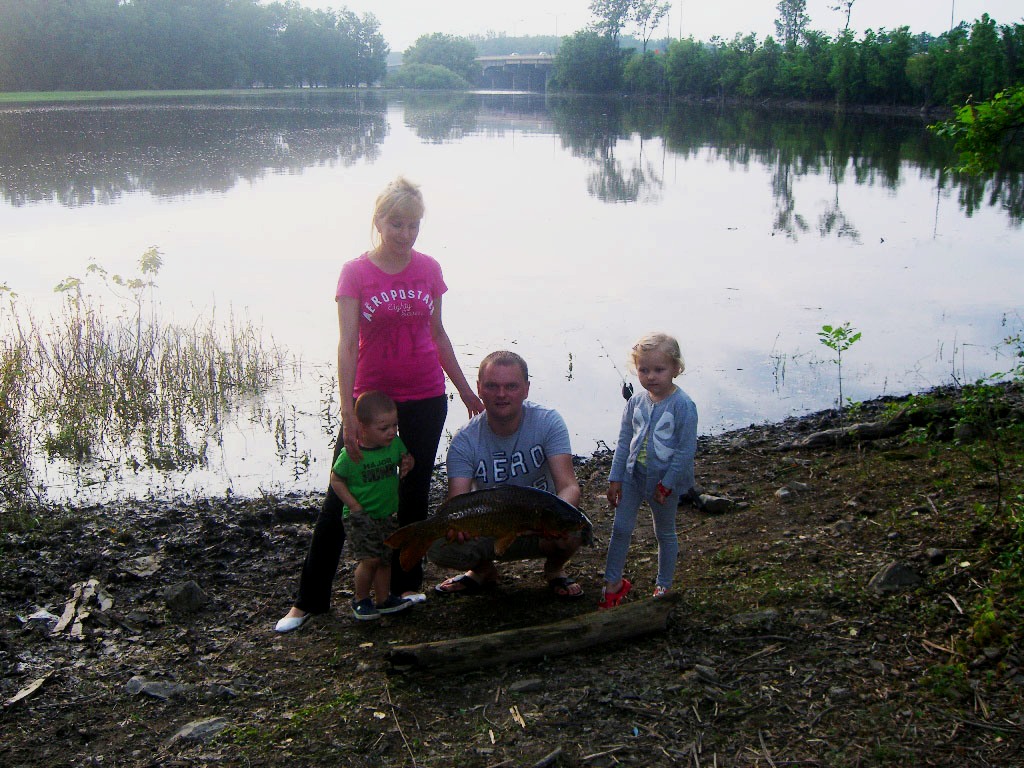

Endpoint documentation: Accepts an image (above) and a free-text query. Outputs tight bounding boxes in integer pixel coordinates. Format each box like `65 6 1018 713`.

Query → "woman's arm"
337 296 362 462
430 296 484 417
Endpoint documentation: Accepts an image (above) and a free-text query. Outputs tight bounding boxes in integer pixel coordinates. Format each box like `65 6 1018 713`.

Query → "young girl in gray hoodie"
599 332 698 609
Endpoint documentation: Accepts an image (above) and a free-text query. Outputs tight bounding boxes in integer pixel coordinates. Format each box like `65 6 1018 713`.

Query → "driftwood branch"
779 401 962 450
386 593 680 674
780 419 907 449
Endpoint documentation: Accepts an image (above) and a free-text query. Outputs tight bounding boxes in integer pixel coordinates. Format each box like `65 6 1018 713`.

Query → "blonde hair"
370 176 425 248
629 332 685 375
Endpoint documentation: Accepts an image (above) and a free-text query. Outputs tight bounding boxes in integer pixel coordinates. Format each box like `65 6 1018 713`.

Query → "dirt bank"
2 388 1022 767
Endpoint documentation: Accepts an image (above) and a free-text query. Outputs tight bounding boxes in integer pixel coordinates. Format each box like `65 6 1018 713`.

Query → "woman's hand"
342 417 362 463
461 389 484 418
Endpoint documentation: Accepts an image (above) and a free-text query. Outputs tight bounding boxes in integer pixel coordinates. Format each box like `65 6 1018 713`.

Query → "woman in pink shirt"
276 177 483 632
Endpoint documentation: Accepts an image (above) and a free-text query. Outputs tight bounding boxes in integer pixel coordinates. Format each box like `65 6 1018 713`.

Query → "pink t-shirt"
336 250 448 402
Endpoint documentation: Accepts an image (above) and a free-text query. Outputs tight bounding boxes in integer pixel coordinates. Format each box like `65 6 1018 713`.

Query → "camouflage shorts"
347 510 399 561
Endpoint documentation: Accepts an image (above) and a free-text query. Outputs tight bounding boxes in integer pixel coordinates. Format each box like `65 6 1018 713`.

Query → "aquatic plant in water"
818 322 861 415
0 249 285 509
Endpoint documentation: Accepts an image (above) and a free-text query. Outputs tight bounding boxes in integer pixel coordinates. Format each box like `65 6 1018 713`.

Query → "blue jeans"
603 465 679 590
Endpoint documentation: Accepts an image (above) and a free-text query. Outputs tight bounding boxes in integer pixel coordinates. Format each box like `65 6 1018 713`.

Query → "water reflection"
0 92 388 206
400 91 480 142
3 90 1022 504
1 92 1021 225
550 97 647 203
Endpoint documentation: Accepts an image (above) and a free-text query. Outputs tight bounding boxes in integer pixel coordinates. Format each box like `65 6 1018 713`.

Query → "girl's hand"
342 418 362 463
607 481 622 509
654 482 672 505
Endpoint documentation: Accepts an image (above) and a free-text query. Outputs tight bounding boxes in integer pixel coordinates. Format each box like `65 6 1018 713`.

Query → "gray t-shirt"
446 401 572 493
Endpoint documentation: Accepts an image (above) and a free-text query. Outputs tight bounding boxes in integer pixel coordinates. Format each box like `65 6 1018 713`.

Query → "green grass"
0 87 361 104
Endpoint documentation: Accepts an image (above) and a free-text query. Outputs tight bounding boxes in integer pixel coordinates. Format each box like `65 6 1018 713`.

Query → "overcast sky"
297 1 1023 52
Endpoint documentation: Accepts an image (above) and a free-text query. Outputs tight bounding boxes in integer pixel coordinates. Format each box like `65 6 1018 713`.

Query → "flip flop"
547 576 585 599
434 573 494 595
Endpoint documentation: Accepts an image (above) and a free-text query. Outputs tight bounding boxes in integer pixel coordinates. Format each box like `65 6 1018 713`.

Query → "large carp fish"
384 485 594 571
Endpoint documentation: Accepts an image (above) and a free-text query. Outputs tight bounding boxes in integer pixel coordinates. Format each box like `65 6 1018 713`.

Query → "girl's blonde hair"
629 332 685 375
370 176 425 248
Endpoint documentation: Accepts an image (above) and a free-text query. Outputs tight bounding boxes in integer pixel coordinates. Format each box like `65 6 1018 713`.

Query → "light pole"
547 12 562 38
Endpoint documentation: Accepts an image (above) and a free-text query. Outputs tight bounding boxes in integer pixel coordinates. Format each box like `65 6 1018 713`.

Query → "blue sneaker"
375 595 412 615
352 598 379 621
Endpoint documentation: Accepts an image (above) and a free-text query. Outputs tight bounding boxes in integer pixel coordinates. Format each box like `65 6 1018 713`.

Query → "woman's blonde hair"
370 176 425 248
629 332 685 375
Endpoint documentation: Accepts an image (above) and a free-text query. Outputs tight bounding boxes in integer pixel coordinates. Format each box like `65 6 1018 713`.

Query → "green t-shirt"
331 437 407 520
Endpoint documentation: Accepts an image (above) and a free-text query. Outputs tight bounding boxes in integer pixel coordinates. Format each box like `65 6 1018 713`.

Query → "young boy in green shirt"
331 390 415 621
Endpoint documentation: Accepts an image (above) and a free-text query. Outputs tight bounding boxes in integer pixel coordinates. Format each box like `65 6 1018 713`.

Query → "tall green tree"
665 37 717 97
623 50 665 93
631 0 671 53
403 33 478 83
828 27 859 104
589 0 632 42
775 0 810 48
829 0 855 32
552 30 623 92
957 14 1006 100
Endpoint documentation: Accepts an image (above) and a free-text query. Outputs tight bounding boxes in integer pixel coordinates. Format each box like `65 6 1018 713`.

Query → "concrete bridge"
476 54 554 92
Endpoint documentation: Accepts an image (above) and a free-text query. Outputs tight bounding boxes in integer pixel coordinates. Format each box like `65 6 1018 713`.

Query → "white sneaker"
401 592 427 605
274 613 310 633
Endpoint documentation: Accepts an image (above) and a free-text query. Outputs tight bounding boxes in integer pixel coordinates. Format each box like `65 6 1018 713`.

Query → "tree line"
555 14 1024 108
1 0 1022 112
0 0 387 90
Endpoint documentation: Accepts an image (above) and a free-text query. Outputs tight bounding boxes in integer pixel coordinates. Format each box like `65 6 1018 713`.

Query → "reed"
0 295 34 524
0 252 285 524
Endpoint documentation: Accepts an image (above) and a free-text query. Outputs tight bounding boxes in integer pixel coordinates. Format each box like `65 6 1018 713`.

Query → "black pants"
293 395 448 613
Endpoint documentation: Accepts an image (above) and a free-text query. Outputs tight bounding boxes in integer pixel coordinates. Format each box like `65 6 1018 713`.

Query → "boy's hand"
399 453 414 479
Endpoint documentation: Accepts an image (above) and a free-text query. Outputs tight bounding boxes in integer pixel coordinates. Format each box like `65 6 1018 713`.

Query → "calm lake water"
1 90 1022 503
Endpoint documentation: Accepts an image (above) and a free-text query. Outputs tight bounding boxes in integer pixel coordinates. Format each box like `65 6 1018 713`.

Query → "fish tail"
398 541 432 572
383 526 433 571
493 532 519 556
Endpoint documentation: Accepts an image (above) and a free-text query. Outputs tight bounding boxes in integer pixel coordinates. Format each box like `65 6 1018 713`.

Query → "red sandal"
598 578 632 610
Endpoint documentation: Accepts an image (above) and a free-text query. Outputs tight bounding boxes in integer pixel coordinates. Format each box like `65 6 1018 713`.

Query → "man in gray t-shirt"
429 351 586 599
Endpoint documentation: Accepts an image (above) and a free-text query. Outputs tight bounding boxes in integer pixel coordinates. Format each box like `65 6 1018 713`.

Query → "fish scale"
384 485 593 571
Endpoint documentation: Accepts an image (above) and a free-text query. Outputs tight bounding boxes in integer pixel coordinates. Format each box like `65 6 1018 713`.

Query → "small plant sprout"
818 322 862 414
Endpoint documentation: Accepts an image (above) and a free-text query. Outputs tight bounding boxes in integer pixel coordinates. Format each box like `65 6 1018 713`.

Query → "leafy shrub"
386 64 470 90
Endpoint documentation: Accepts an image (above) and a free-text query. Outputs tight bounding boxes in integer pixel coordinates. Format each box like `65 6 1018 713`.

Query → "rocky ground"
2 387 1023 767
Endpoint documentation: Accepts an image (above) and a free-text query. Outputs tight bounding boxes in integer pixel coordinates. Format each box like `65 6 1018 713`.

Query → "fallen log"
780 418 907 449
386 592 680 674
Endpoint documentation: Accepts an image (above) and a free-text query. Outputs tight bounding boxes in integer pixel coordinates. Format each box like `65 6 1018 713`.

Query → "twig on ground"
385 680 417 767
758 730 779 768
530 747 563 768
582 745 626 761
